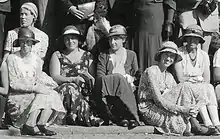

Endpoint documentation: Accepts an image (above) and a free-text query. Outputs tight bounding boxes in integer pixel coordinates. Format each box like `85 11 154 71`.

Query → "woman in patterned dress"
174 24 220 135
50 25 101 126
6 27 66 136
137 41 207 136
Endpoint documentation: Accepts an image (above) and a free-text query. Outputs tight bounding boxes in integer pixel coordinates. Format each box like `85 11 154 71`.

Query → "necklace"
189 52 197 62
159 71 168 93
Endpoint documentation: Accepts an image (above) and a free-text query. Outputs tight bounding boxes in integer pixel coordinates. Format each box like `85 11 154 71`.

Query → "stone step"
0 125 154 138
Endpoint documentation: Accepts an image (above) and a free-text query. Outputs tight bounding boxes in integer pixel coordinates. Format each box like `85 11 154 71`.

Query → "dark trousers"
0 95 6 125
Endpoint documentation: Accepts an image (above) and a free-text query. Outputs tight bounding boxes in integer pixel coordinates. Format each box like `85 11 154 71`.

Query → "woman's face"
160 52 176 68
185 36 200 49
19 39 33 55
108 35 125 52
64 34 79 51
20 8 35 27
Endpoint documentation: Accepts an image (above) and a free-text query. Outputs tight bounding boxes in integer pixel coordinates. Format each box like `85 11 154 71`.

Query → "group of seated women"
1 2 220 137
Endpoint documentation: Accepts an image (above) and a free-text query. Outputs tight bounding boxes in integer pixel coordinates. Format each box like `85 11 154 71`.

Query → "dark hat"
13 27 40 47
108 25 127 38
181 24 205 44
154 41 182 62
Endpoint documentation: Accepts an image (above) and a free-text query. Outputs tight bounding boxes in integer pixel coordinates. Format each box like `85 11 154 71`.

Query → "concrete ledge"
0 125 154 137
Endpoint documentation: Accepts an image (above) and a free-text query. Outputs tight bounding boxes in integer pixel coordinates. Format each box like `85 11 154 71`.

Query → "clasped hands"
69 6 94 21
187 75 204 83
181 106 199 118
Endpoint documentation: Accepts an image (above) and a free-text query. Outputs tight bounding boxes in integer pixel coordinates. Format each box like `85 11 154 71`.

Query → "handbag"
197 0 217 16
77 1 96 20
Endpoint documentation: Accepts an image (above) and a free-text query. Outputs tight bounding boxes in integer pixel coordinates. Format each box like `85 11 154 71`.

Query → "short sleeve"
213 49 220 67
4 30 18 52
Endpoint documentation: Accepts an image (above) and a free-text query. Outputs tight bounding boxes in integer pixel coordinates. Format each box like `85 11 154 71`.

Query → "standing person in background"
174 0 219 53
58 0 95 37
95 0 134 49
132 0 175 72
0 0 11 59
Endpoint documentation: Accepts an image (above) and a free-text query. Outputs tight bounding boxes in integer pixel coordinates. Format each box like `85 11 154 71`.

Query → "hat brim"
154 49 182 63
13 38 40 47
107 33 127 38
62 33 84 41
180 33 205 44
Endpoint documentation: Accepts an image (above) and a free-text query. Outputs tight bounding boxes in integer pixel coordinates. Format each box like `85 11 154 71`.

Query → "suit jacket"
0 0 10 12
97 49 138 78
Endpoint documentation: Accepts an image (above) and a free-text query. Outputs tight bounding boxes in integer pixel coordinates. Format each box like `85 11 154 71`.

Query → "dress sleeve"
38 33 49 60
4 30 16 52
97 52 107 78
140 69 184 114
213 49 220 67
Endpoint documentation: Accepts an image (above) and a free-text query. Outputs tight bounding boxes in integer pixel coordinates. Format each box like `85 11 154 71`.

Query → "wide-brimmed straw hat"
61 25 84 41
181 24 205 44
107 25 127 38
13 27 40 47
154 41 182 62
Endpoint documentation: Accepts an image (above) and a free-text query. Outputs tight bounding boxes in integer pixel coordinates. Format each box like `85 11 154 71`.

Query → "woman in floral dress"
50 25 101 126
137 41 208 136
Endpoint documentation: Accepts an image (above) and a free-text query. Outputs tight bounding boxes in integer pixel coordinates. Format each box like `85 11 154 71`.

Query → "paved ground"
0 125 220 139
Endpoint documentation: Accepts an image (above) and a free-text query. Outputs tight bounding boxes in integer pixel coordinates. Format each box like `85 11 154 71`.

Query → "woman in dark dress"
132 0 175 71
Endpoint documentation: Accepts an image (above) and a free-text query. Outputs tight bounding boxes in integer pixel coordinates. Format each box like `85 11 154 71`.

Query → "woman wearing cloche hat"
94 24 140 129
174 24 220 135
137 41 209 136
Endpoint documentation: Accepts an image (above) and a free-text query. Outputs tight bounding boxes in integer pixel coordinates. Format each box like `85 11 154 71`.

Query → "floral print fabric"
55 51 101 126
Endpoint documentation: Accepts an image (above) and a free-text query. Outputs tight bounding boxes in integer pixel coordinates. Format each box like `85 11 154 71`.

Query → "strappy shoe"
21 124 44 136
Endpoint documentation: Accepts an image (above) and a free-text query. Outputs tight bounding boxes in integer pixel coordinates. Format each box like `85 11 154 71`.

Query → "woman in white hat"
50 25 102 127
174 24 220 135
3 2 48 63
137 41 207 136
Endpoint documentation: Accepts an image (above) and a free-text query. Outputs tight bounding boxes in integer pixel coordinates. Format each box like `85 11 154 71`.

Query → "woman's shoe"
128 120 138 130
119 119 129 127
21 124 44 136
37 125 56 136
183 131 194 136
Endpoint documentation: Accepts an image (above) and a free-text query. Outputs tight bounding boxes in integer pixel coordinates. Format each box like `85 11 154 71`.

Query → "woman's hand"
69 6 84 20
181 106 199 117
87 12 94 21
68 76 85 85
